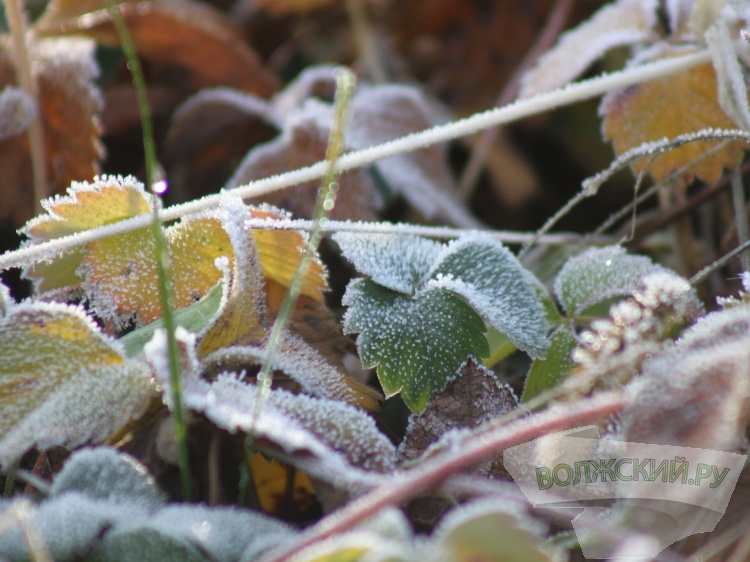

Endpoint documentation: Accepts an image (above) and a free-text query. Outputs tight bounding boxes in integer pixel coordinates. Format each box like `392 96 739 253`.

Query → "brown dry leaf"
227 109 379 222
398 359 517 476
35 0 279 95
601 51 745 184
253 0 335 16
0 37 103 227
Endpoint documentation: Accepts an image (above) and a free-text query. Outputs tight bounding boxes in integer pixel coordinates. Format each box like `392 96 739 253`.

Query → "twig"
3 0 47 214
258 391 624 562
458 0 573 200
731 164 750 271
0 49 711 272
344 0 387 83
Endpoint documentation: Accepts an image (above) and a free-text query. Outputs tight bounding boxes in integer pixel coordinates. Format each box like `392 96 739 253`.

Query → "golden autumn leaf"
601 51 745 184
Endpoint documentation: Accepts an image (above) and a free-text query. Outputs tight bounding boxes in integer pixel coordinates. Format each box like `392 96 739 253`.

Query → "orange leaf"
601 51 745 183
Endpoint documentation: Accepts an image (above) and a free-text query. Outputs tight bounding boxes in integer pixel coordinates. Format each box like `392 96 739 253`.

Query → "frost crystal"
334 232 442 293
555 245 673 314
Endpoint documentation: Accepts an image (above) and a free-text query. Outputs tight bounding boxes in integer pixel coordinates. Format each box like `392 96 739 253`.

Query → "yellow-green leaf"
0 301 154 467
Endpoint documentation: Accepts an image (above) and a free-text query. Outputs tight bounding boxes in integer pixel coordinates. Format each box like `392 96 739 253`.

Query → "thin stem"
258 391 624 562
518 128 750 259
689 237 750 286
458 0 573 200
103 0 191 499
4 0 47 214
344 0 387 83
1 49 711 272
731 164 750 271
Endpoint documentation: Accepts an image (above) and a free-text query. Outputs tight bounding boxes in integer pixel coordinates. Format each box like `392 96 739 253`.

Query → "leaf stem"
103 0 191 499
3 0 47 214
0 49 712 271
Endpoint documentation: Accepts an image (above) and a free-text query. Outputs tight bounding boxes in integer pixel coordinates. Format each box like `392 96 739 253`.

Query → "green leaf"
428 233 549 358
554 245 671 315
522 326 578 402
333 232 442 293
120 281 224 357
343 279 488 412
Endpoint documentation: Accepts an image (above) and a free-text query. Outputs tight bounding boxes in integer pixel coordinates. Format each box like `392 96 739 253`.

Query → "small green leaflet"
338 232 548 412
522 326 578 402
343 280 488 412
120 281 224 357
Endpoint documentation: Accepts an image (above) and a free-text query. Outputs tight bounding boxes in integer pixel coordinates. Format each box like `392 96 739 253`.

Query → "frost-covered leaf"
339 232 548 410
51 447 167 511
333 232 442 293
225 102 381 222
343 279 488 412
399 359 517 479
428 233 549 358
21 175 153 295
0 493 151 561
176 372 394 489
347 84 478 227
429 498 564 562
87 525 209 562
149 504 294 562
520 0 658 97
0 86 35 140
554 245 671 314
621 304 750 451
522 325 578 402
36 0 279 96
601 47 745 183
203 333 382 410
0 301 155 467
0 37 103 227
706 20 750 130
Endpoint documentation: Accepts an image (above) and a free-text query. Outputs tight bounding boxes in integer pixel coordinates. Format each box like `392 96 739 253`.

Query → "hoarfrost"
427 232 549 358
519 0 658 97
202 333 377 405
0 302 156 467
182 374 392 489
554 246 672 314
51 448 166 512
0 493 149 561
334 232 442 293
149 505 293 562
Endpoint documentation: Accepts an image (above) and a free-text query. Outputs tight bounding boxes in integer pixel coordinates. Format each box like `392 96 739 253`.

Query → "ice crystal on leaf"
0 301 155 467
339 232 548 412
520 0 658 97
334 232 442 293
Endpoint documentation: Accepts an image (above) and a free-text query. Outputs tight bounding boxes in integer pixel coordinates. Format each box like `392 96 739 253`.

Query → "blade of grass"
238 68 357 504
102 0 191 499
3 0 47 214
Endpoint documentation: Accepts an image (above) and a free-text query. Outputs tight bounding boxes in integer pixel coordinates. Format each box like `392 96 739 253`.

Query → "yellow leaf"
0 301 154 467
601 50 745 183
249 453 317 517
21 175 153 293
